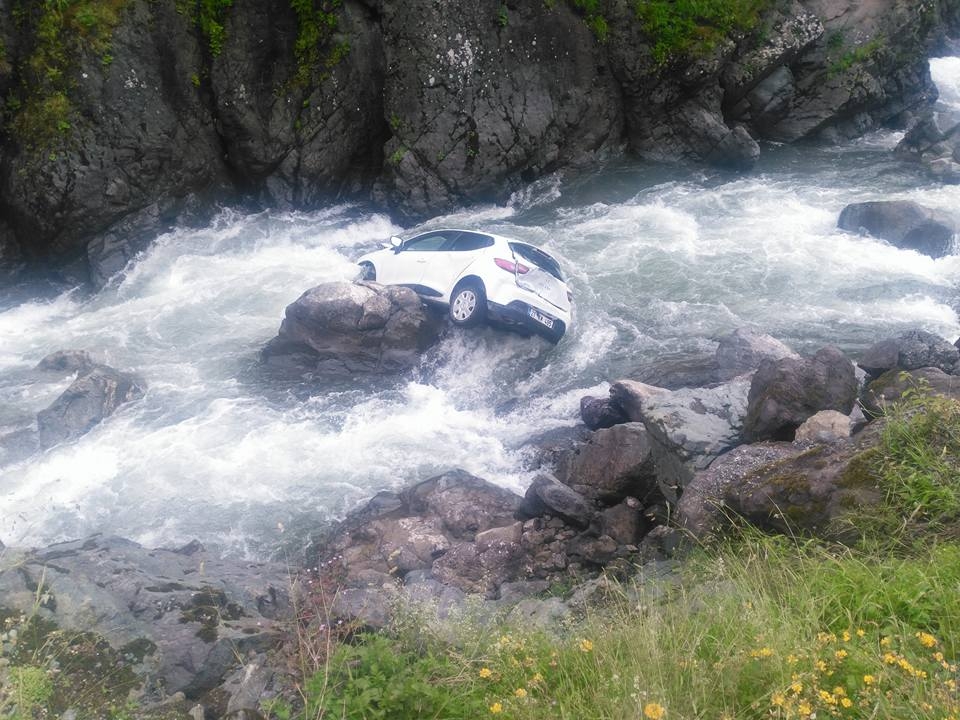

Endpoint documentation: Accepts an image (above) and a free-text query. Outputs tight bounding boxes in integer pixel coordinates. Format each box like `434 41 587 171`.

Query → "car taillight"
495 258 529 274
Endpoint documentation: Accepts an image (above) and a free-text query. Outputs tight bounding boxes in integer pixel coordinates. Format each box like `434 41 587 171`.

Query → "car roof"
410 228 540 249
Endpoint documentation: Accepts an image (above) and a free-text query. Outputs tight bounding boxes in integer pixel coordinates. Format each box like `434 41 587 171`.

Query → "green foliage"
388 145 407 165
634 0 772 64
827 37 884 77
197 0 232 56
569 0 608 42
498 3 509 28
872 391 960 534
7 0 128 149
290 0 343 86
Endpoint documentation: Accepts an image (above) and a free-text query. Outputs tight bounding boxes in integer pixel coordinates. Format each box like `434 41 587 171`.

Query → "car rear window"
451 232 495 251
509 243 564 281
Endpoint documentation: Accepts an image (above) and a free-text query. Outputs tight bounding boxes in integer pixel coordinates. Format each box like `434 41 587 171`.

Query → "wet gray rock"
742 346 857 442
610 376 752 498
36 363 146 448
838 200 956 258
519 473 594 529
0 535 289 698
599 498 646 546
557 423 657 504
858 329 960 378
260 281 443 378
715 328 799 382
579 395 628 431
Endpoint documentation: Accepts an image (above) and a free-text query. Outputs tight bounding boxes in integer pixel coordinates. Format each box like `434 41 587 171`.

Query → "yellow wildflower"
916 631 938 648
841 697 853 708
514 688 528 698
771 693 787 707
833 686 846 696
834 649 848 660
643 702 666 719
856 628 866 638
790 681 803 694
579 638 594 653
863 674 876 685
842 630 851 642
787 654 799 664
798 700 813 716
531 672 543 683
490 702 503 714
819 689 836 705
479 667 493 679
750 647 774 659
816 659 828 672
880 636 891 647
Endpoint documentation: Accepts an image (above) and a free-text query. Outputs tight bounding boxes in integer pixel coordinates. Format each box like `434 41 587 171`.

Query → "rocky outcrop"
857 329 960 379
554 423 658 504
838 201 956 258
860 366 960 415
2 0 957 281
715 327 800 382
0 535 289 699
742 346 857 442
260 281 443 379
896 106 960 183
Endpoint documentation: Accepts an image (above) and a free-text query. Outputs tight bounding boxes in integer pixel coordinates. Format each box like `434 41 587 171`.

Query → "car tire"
358 262 376 281
449 280 486 327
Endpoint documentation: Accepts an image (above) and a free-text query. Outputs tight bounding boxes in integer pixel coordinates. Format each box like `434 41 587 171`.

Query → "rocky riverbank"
1 0 959 285
4 273 958 715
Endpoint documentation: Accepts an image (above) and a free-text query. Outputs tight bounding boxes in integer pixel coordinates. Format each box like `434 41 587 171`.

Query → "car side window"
451 233 494 251
403 233 453 252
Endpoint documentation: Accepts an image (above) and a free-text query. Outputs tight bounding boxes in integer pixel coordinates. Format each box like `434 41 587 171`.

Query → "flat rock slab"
0 536 289 698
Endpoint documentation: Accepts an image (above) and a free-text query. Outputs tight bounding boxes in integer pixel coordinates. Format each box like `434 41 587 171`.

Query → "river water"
1 61 959 558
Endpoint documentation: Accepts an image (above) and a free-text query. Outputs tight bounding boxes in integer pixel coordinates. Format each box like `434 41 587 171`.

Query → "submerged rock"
260 281 443 379
837 200 956 258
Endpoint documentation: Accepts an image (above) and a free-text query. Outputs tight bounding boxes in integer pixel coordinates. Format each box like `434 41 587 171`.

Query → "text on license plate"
528 308 554 329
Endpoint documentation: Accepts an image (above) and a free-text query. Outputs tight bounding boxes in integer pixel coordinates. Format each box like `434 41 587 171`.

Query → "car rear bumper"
487 300 567 343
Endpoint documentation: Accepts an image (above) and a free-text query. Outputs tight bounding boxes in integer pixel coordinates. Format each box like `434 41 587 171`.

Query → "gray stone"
611 376 752 498
506 596 571 630
34 350 96 374
743 346 857 442
838 201 956 259
579 395 627 431
36 364 146 448
861 367 960 415
858 330 960 378
794 410 852 444
599 500 645 546
715 328 799 382
260 281 443 378
559 423 657 503
520 473 594 528
475 522 523 553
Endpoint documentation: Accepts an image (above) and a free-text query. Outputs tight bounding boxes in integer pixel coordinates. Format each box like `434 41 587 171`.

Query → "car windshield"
509 243 564 281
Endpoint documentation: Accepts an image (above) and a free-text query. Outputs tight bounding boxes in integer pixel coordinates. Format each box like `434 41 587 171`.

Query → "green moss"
290 0 343 87
634 0 772 65
8 0 129 150
827 37 884 77
569 0 608 42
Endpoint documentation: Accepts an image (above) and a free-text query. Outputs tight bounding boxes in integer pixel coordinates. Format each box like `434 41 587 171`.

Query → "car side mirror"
390 236 402 253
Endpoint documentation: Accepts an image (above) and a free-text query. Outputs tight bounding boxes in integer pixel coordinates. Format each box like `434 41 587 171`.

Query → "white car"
356 229 573 343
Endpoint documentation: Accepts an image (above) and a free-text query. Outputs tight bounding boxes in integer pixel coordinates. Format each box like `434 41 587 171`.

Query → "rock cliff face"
1 0 958 283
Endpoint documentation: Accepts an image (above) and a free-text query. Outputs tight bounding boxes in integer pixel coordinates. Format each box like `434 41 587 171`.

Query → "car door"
419 231 495 300
377 231 454 291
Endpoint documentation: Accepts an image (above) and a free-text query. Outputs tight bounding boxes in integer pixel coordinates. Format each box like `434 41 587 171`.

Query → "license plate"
528 307 554 329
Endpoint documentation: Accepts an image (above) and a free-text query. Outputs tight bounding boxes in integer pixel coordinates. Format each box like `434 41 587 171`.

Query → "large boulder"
260 281 443 378
610 376 752 498
579 395 628 431
742 346 857 442
858 329 960 379
837 200 956 258
36 362 146 448
519 473 594 529
715 328 799 382
555 423 658 504
0 536 289 698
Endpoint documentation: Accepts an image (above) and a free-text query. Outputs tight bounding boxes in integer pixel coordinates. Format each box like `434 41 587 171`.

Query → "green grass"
634 0 772 64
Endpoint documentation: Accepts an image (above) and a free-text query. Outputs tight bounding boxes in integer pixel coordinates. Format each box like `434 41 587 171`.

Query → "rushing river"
1 61 959 558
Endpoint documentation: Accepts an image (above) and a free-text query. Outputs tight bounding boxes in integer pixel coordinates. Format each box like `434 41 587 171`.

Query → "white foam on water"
931 56 960 111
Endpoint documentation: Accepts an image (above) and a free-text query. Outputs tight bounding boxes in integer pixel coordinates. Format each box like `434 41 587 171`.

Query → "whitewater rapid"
1 61 958 558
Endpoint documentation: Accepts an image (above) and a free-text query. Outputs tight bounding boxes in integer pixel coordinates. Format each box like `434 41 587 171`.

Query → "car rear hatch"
509 243 571 313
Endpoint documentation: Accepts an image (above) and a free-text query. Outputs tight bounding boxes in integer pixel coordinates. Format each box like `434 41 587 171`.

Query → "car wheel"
449 280 486 327
358 262 376 281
